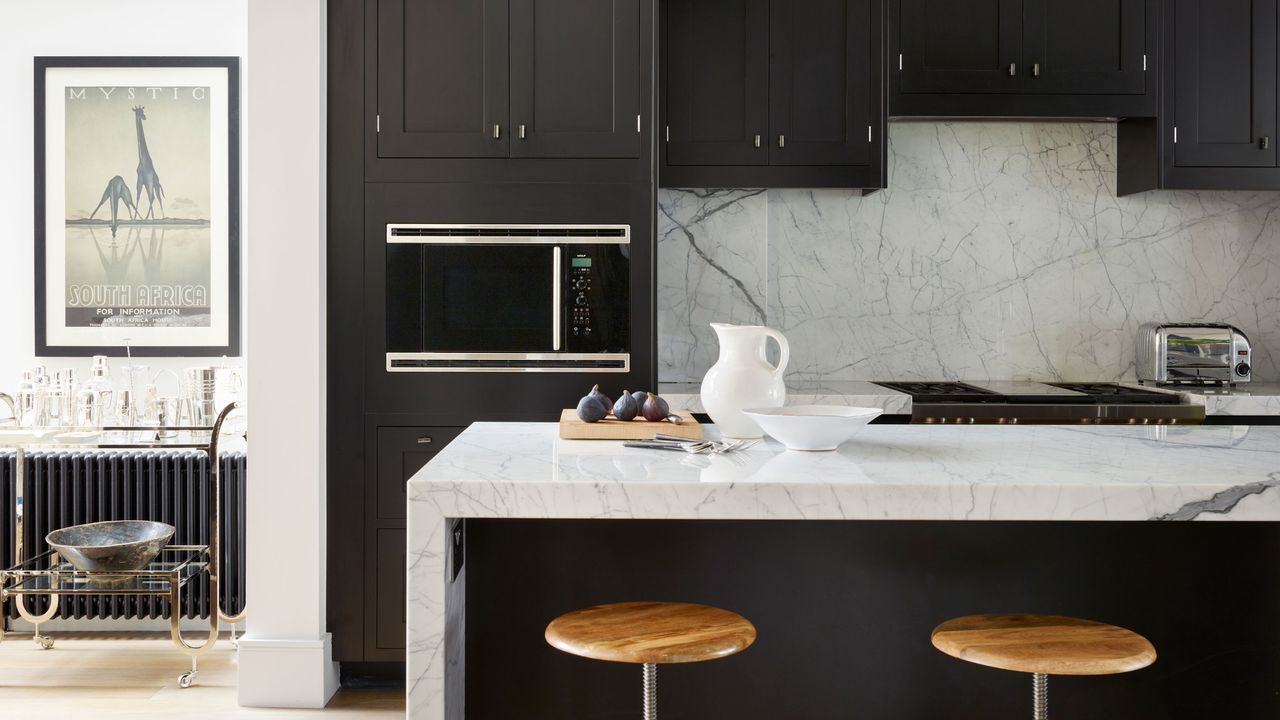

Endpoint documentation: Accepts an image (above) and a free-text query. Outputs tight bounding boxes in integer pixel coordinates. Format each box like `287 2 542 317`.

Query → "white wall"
0 0 248 391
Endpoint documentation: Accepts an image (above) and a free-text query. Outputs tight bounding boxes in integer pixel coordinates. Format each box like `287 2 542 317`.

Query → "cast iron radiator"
0 451 246 620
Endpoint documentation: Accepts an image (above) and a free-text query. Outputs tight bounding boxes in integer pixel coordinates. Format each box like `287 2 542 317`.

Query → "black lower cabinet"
363 423 464 661
460 519 1280 719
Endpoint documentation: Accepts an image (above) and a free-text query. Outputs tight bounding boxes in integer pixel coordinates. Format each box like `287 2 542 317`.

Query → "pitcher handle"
763 327 790 380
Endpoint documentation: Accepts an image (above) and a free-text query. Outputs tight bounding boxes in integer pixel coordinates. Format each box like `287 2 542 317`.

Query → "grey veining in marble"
407 421 1280 718
657 122 1280 384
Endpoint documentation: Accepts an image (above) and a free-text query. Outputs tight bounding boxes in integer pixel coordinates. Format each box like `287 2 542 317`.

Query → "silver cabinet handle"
417 435 433 445
754 134 761 148
1262 137 1271 150
778 134 786 148
1032 62 1041 77
1008 63 1017 76
518 124 527 139
493 124 501 139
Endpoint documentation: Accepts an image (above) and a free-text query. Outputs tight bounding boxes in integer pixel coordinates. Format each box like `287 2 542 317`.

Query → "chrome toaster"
1137 322 1251 385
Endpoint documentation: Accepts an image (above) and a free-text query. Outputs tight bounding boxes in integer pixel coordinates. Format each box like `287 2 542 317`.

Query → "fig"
587 384 613 414
612 390 640 421
631 390 648 407
641 392 670 422
576 394 608 422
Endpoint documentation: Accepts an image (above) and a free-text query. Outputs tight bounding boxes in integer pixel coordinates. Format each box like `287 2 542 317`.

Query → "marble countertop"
407 420 1280 718
659 381 1280 417
1120 382 1280 417
408 422 1280 522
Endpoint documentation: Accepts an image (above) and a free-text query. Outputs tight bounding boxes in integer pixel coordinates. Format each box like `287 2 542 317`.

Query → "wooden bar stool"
546 601 756 719
931 614 1156 719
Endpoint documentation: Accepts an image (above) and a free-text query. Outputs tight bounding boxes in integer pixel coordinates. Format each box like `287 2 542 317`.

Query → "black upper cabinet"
510 0 642 158
770 0 873 165
376 0 641 160
898 0 1021 94
891 0 1157 117
665 0 769 166
1171 0 1277 168
1118 0 1280 192
377 0 510 158
661 0 886 188
1023 0 1147 95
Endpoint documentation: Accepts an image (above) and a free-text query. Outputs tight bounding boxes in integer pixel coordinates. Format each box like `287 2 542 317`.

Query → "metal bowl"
46 520 176 573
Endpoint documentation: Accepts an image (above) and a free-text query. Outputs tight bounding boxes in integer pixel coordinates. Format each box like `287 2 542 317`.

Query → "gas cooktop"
872 381 1201 424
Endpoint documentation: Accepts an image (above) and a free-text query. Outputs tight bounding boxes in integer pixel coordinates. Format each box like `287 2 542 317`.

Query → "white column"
239 0 337 708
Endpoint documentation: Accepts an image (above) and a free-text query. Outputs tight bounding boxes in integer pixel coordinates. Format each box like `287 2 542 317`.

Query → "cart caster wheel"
35 636 54 650
178 670 199 688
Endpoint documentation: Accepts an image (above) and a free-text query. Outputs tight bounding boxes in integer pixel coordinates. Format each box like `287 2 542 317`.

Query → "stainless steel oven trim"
387 352 630 373
552 247 561 351
387 223 631 244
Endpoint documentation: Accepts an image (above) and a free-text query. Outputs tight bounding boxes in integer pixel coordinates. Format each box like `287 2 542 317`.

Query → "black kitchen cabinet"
1171 0 1277 168
897 0 1021 94
890 0 1156 117
1023 0 1147 95
376 0 510 158
376 0 642 160
364 424 464 660
1118 0 1280 192
770 0 874 166
510 0 642 158
661 0 886 189
665 0 769 167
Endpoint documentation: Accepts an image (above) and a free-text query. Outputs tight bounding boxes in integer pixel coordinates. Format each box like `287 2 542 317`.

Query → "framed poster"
35 57 240 356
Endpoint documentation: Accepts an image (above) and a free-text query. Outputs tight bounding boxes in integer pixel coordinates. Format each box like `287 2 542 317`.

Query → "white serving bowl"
741 405 882 451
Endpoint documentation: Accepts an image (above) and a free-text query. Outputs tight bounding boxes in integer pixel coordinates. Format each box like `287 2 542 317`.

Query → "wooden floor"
0 632 404 718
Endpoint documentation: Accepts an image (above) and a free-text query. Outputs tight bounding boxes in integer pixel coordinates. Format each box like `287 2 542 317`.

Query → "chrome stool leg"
1032 673 1048 720
642 663 657 720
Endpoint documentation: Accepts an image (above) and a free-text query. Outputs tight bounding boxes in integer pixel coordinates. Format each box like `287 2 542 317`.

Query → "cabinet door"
376 426 465 521
376 0 510 158
509 0 642 158
769 0 872 166
374 528 407 651
665 0 769 166
1172 0 1278 168
898 0 1022 93
1023 0 1147 94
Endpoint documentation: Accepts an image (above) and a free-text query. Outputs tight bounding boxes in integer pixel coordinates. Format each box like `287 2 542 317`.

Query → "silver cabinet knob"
778 134 786 148
518 124 527 139
754 134 761 148
1008 63 1017 76
1262 137 1271 150
1032 63 1041 77
492 124 501 139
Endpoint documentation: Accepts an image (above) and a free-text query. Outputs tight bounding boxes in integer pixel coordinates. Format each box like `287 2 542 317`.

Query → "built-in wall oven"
385 223 630 372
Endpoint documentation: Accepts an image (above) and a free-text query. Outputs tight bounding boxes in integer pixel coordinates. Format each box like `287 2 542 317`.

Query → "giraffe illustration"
88 175 139 237
132 106 165 219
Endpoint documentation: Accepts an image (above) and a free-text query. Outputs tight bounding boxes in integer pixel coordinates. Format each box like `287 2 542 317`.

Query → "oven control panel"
563 246 628 354
570 259 595 339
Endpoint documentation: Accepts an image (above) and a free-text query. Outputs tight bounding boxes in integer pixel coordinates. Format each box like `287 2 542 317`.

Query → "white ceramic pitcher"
700 323 789 438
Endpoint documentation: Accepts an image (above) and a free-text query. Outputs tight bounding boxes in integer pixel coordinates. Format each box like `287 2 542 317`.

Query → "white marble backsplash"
658 122 1280 383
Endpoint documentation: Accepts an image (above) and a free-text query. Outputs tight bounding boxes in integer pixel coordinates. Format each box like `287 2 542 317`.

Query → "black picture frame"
34 56 241 357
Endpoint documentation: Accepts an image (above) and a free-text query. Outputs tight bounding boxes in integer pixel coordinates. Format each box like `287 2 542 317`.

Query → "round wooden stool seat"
545 601 756 665
931 613 1156 676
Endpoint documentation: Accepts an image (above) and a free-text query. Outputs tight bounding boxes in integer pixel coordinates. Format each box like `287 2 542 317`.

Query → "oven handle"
552 247 562 351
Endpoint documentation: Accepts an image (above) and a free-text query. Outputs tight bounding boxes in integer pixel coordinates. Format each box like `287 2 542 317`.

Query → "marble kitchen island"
408 422 1280 719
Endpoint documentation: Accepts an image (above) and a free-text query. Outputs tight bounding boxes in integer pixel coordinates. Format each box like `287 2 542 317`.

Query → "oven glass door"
387 244 559 353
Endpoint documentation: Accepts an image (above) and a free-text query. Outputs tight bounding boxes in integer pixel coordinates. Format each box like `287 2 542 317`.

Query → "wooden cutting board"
558 409 703 440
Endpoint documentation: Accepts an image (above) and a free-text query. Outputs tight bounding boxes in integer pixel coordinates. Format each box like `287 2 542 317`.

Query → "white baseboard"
236 632 339 708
